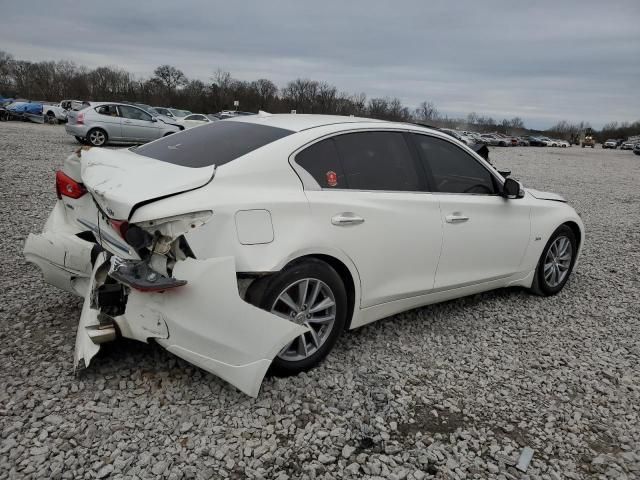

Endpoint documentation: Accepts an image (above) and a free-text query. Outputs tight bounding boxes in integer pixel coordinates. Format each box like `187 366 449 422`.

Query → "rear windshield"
134 121 293 168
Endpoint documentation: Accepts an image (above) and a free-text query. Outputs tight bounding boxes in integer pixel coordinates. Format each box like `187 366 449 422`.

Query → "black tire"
74 136 87 144
46 112 56 124
87 128 108 147
247 258 347 376
531 225 577 296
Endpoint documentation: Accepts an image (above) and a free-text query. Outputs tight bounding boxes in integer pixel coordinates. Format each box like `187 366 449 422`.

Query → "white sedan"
24 114 584 396
178 113 215 129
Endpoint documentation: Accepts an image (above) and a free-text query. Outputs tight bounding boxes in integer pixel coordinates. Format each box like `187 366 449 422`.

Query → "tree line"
1 50 638 141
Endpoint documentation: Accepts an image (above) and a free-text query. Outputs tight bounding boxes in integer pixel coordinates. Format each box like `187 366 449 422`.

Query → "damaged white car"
24 114 584 396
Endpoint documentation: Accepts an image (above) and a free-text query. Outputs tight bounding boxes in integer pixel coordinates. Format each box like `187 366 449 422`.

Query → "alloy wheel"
270 278 337 361
89 130 106 146
543 236 573 288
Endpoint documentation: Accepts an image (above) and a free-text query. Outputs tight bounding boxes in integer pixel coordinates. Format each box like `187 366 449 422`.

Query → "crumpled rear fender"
75 255 307 397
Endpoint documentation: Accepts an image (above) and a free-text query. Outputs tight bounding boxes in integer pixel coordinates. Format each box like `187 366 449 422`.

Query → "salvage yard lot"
1 121 639 479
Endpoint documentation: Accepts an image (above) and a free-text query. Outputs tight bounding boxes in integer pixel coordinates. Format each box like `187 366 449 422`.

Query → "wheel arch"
247 251 361 330
563 220 582 251
296 254 357 331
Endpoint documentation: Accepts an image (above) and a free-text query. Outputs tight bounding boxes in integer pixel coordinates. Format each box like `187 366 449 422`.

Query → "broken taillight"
109 219 129 239
55 170 87 199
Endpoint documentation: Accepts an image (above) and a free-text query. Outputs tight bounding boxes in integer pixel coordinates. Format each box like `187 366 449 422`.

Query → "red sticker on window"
326 171 338 187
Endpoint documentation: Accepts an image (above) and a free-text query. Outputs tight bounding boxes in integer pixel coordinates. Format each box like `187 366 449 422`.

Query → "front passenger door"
118 105 160 142
410 133 531 289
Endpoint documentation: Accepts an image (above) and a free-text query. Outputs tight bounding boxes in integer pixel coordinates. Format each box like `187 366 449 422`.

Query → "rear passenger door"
294 131 443 308
118 105 160 142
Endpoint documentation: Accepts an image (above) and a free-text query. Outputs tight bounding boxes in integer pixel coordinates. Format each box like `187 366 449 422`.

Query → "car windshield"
169 109 189 117
134 120 294 168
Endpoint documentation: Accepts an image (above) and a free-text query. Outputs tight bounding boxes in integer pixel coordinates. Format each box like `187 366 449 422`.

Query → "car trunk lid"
80 147 215 220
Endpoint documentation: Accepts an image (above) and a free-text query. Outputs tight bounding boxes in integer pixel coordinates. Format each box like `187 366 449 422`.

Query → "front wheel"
247 259 347 375
531 225 577 296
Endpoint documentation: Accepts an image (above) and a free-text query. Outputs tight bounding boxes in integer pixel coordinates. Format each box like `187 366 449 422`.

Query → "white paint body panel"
23 114 585 396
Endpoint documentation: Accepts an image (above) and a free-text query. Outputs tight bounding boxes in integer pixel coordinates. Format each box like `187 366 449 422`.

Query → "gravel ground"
1 121 639 480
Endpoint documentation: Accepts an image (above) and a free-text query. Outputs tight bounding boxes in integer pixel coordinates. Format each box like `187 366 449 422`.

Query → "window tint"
95 105 118 117
412 134 496 194
119 105 152 121
295 138 345 188
333 132 420 191
186 114 206 121
135 121 293 168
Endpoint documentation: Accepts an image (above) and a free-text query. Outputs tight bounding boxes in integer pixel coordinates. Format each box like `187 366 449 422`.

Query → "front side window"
333 132 421 191
119 105 152 122
412 134 497 194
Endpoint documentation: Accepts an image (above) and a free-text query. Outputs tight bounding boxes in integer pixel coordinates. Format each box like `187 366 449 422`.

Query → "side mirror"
151 117 158 122
502 178 524 199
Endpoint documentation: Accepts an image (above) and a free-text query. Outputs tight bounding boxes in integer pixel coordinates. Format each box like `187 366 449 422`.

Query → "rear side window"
135 121 293 168
412 134 497 194
95 105 118 117
334 132 421 191
295 139 345 188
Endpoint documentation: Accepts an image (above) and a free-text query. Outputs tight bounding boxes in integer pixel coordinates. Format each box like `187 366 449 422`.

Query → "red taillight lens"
76 112 84 125
109 219 129 239
55 170 87 199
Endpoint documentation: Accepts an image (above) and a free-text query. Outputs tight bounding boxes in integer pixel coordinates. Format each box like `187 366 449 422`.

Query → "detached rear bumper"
24 204 307 397
24 201 95 297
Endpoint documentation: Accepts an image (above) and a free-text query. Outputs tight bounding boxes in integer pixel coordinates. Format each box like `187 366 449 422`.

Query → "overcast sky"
2 0 639 129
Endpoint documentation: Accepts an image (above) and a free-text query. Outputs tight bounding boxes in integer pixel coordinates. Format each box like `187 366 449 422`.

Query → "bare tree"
153 65 187 102
415 100 439 122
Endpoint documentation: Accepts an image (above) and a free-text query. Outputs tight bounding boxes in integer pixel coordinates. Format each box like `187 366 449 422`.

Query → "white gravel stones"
1 122 639 479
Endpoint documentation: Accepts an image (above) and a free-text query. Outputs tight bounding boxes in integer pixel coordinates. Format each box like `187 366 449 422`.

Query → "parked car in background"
480 134 509 146
516 137 530 146
24 114 584 397
60 100 88 111
214 110 256 119
66 102 183 146
634 144 640 156
620 141 635 150
522 136 546 147
152 107 193 119
168 108 193 118
539 137 557 147
556 140 570 148
178 113 217 129
440 128 474 146
602 139 618 149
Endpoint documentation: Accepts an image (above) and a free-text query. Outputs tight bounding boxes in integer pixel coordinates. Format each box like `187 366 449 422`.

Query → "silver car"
66 102 183 146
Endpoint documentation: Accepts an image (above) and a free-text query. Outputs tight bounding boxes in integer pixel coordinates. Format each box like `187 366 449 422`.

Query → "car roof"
224 113 387 132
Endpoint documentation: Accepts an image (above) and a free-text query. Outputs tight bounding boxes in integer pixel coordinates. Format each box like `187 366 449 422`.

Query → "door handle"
445 213 469 223
331 213 365 226
123 120 132 124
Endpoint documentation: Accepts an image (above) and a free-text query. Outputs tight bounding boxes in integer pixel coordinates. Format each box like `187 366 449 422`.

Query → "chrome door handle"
445 214 469 223
331 213 365 226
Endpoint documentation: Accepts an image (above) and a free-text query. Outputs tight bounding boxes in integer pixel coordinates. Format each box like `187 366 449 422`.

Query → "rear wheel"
87 128 107 147
247 259 347 375
531 225 577 296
